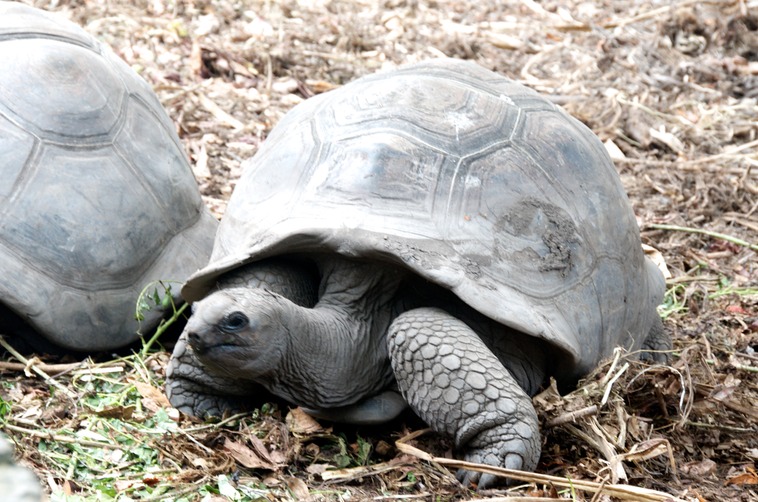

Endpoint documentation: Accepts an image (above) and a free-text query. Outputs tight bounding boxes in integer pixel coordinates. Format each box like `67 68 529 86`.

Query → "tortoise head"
185 288 288 380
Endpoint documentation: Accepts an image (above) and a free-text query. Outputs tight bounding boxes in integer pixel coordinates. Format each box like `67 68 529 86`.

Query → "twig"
182 412 252 433
565 422 625 483
138 302 188 359
686 421 754 433
320 461 411 482
197 92 245 130
647 224 758 251
710 397 758 420
603 0 728 29
601 362 630 406
0 337 77 400
3 423 122 449
396 440 686 502
731 362 758 373
0 360 84 375
139 484 209 502
683 137 758 164
547 405 598 427
463 498 564 502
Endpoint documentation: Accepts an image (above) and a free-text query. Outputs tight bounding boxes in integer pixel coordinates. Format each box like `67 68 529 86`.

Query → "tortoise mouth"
192 342 236 356
188 331 247 358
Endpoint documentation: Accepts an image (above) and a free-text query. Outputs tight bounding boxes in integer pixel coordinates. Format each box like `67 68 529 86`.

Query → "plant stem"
138 302 188 359
0 337 78 400
648 223 758 251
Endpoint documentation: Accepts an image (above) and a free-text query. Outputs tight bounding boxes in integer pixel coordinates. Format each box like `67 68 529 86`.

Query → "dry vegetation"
2 0 757 500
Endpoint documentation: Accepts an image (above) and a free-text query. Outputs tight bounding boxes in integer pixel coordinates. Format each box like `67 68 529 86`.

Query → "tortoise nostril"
187 331 204 352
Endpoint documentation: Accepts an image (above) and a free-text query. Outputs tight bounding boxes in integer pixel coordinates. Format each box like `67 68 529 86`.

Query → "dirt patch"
2 0 757 500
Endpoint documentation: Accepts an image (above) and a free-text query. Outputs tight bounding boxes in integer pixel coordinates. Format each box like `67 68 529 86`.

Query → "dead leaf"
642 243 672 279
191 457 209 469
95 405 135 420
304 79 338 93
189 39 203 78
532 377 567 414
725 466 758 486
113 479 134 492
286 407 324 435
286 477 310 500
709 376 740 402
255 436 288 465
725 305 748 314
681 459 718 478
223 437 278 470
622 438 671 462
305 463 330 475
604 138 626 160
649 125 685 153
130 380 172 412
142 474 160 487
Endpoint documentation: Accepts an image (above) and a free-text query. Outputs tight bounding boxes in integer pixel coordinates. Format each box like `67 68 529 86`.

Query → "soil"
3 0 757 500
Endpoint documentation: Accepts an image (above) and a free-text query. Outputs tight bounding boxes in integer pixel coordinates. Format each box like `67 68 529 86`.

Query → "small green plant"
0 395 11 422
330 433 374 468
134 280 188 357
658 283 687 319
354 435 373 466
708 283 758 300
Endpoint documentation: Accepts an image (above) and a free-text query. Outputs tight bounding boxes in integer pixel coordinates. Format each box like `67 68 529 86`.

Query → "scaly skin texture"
388 307 542 489
165 331 258 418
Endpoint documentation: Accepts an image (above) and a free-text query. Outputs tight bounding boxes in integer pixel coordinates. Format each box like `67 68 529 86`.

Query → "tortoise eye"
220 311 249 333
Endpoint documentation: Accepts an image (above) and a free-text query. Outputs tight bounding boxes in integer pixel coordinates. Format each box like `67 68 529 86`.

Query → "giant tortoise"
166 58 669 487
0 2 217 352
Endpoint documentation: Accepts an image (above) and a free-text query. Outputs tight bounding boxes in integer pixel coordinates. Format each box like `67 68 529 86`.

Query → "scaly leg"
388 307 541 489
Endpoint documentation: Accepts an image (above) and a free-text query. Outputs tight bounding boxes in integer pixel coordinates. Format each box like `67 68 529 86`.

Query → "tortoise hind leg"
387 307 541 489
640 315 671 363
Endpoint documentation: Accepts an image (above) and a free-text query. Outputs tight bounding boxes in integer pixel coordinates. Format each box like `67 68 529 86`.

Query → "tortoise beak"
187 326 241 356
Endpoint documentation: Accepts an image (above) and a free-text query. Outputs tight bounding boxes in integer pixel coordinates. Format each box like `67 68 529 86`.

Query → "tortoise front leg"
387 307 541 489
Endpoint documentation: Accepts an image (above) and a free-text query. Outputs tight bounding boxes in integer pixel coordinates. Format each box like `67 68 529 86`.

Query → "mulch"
3 0 757 500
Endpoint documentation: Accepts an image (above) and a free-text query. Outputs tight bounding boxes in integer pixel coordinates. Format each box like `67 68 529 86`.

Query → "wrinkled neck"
263 259 404 409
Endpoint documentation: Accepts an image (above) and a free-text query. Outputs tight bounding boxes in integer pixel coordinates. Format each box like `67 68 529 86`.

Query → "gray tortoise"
166 58 668 487
0 2 217 352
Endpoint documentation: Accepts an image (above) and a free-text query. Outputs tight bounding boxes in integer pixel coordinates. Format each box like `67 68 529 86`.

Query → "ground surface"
2 0 757 500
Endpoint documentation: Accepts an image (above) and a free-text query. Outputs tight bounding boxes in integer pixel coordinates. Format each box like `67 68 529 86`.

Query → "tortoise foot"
388 307 541 489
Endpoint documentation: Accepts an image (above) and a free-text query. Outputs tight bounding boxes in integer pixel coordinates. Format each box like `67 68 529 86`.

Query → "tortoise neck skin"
186 257 406 410
271 258 405 409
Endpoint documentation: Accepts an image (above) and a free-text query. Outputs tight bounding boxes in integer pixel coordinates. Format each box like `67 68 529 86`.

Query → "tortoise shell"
183 58 663 381
0 2 217 351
